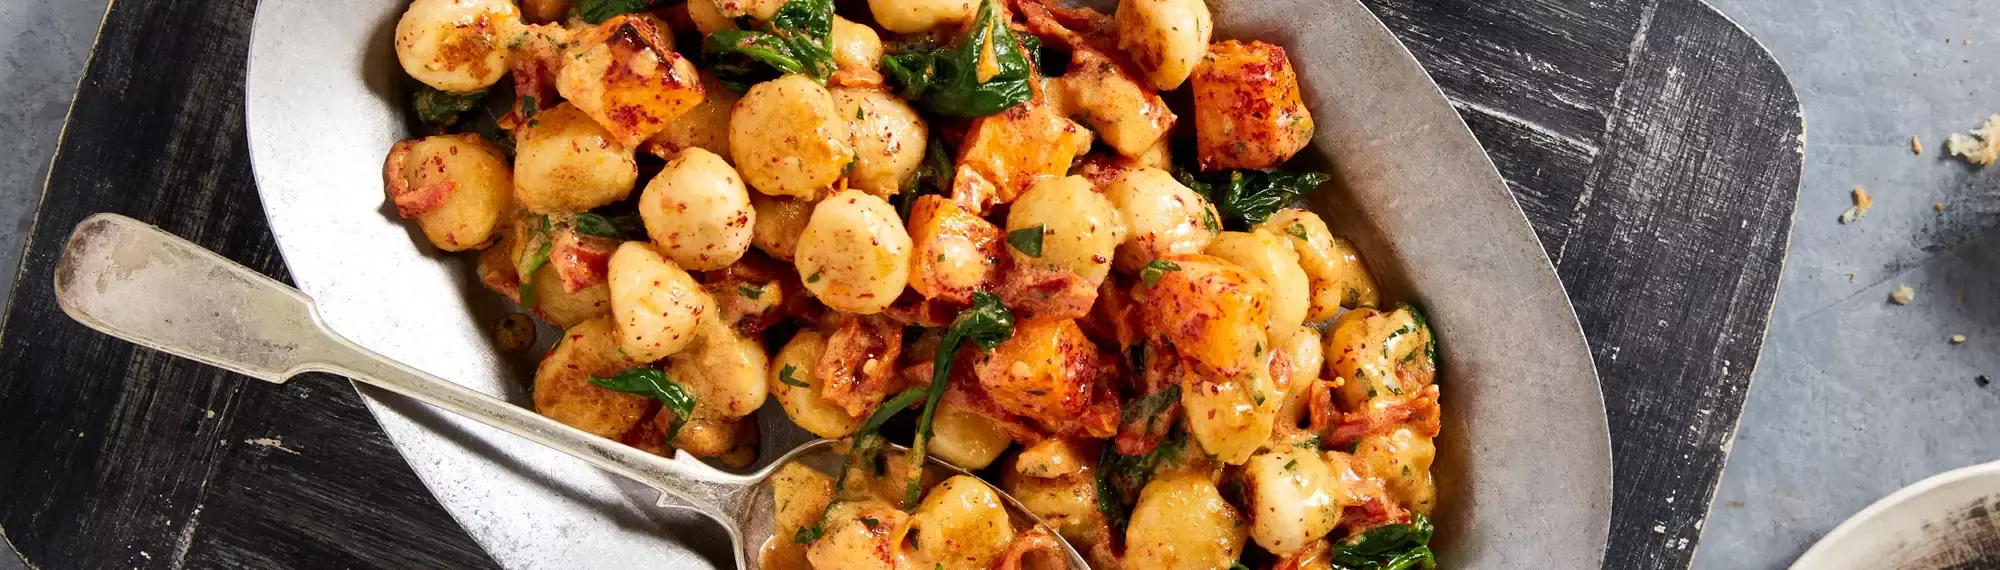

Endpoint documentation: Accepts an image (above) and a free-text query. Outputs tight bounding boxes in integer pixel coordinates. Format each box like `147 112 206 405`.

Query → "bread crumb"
1966 39 1973 45
1913 135 1924 154
1946 115 2000 165
1950 334 1967 344
1936 202 1945 212
1890 285 1916 305
1849 273 1857 281
1840 185 1872 223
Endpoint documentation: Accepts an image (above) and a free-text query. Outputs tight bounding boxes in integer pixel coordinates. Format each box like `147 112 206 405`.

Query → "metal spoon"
52 213 1087 570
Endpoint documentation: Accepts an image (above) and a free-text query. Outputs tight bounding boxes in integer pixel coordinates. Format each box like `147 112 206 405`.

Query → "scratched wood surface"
0 0 1800 569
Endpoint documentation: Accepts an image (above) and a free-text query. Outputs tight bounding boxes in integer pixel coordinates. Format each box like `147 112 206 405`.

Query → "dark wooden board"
0 0 1800 569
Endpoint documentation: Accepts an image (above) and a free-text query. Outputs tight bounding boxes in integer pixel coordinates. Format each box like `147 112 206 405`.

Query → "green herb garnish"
1139 259 1182 287
778 364 810 388
570 212 624 239
1006 225 1046 258
516 215 555 308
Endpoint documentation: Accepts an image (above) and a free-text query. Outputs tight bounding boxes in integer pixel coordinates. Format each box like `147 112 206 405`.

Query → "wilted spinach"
903 291 1015 505
1095 426 1188 530
700 0 835 91
575 0 681 24
588 368 698 442
1176 167 1332 230
895 133 956 220
881 0 1033 118
1327 513 1438 570
411 85 486 128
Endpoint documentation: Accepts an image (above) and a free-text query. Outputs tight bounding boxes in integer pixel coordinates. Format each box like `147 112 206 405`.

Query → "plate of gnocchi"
244 0 1613 567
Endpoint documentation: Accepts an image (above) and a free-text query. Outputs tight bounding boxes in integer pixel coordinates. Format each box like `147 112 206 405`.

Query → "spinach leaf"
1327 513 1437 570
1118 384 1180 432
1176 167 1332 230
700 0 835 91
575 0 680 24
881 0 1033 118
895 133 956 220
1095 426 1187 530
516 215 555 308
799 386 927 544
588 368 698 443
412 85 487 128
570 212 625 239
904 291 1014 506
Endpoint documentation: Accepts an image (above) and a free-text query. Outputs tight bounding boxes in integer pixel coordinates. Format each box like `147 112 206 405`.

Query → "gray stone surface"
1694 0 2000 568
0 0 1989 569
0 0 110 569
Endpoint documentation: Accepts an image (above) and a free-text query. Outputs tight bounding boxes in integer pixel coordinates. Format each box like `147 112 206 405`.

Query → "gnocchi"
513 102 639 213
1006 176 1127 288
638 147 755 271
606 242 712 363
383 134 513 251
380 1 1444 566
794 191 912 315
730 74 855 199
1104 168 1219 273
394 0 518 93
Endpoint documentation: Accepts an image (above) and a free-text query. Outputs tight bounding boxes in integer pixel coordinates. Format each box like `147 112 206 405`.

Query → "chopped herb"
520 95 539 121
1006 225 1046 257
1251 389 1266 406
1026 389 1047 396
1284 458 1299 471
1285 223 1310 240
792 525 824 544
588 368 697 443
739 285 764 300
1297 436 1322 449
778 364 810 388
1255 342 1263 356
807 271 823 283
858 517 880 529
1139 259 1182 287
856 106 866 120
1202 208 1221 233
1231 562 1252 570
1403 464 1413 477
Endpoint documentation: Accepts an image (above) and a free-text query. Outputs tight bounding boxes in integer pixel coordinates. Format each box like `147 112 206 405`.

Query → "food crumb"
1728 501 1745 509
1913 135 1924 154
205 410 215 419
1979 375 1992 387
1936 202 1945 212
1951 334 1967 344
1946 115 2000 165
1840 185 1872 224
1890 285 1916 305
1653 524 1666 534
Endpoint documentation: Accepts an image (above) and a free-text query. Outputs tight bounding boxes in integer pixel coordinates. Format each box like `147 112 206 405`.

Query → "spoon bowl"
51 212 1087 570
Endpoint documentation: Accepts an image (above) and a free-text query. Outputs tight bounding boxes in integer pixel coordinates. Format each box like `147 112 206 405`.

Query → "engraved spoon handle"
51 213 764 567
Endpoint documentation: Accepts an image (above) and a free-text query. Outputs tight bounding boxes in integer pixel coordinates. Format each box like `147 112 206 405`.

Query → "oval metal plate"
244 0 1611 567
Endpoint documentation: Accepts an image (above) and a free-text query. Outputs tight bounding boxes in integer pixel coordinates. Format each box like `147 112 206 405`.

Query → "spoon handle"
52 213 758 564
